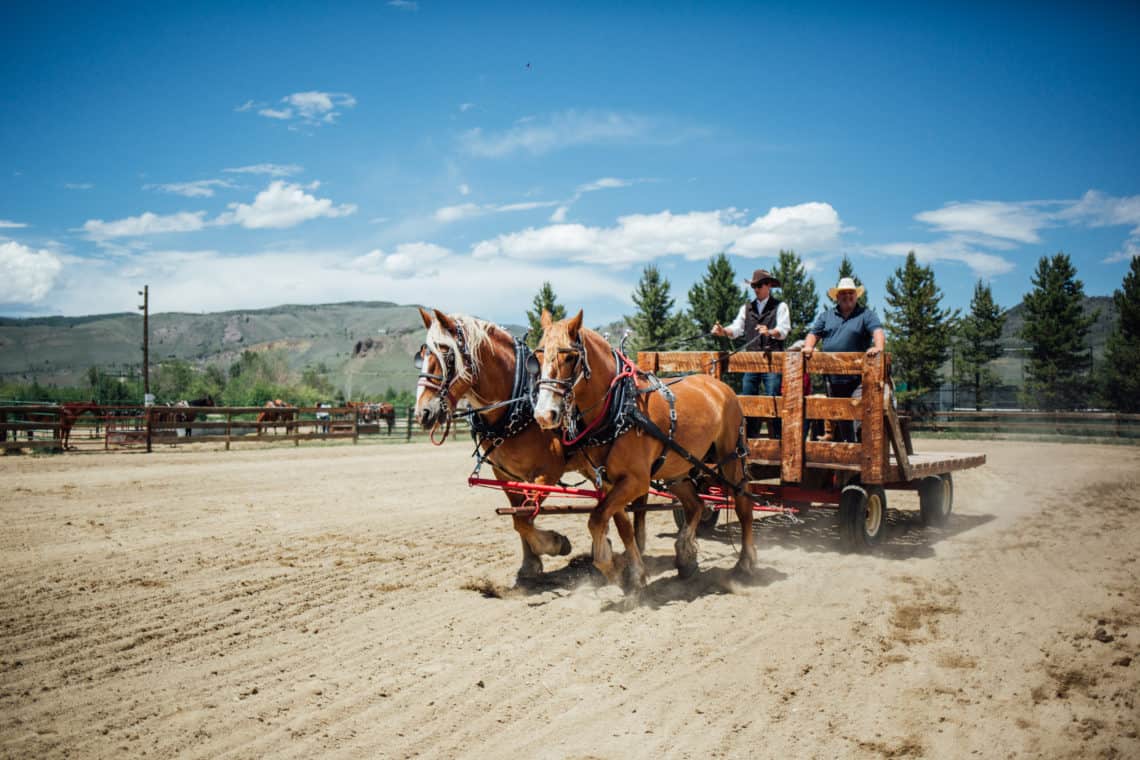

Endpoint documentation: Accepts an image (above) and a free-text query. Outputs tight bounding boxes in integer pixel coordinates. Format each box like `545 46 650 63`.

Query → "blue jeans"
743 372 782 438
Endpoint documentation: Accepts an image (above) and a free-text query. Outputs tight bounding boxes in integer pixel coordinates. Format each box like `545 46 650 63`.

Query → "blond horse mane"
424 313 501 383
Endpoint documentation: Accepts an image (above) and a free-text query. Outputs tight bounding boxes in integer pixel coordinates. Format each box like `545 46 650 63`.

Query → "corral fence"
907 409 1140 441
0 404 467 453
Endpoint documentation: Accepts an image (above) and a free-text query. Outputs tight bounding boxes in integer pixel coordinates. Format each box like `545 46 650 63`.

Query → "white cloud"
459 103 475 113
251 91 357 127
460 110 654 157
82 211 208 241
914 200 1052 244
217 181 357 229
234 100 261 112
224 163 303 177
458 183 470 196
912 191 1140 267
550 206 568 223
0 220 28 228
0 241 63 303
144 179 235 198
577 177 632 193
352 242 452 279
63 183 93 191
868 239 1016 277
434 200 559 224
471 202 843 266
388 0 418 10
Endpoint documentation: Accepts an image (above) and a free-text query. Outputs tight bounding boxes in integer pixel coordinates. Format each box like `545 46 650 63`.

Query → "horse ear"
568 309 583 337
434 309 456 333
418 307 434 328
541 309 553 330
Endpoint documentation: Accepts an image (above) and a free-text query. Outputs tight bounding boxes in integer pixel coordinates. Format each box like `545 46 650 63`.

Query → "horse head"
413 307 491 432
533 309 591 430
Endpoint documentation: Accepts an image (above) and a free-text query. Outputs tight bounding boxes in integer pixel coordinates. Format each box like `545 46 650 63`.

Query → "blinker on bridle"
532 335 591 397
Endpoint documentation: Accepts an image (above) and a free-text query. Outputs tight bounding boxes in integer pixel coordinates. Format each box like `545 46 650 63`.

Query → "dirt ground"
1 437 1138 759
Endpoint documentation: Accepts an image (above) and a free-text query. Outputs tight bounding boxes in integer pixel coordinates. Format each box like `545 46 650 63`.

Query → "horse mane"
425 313 504 382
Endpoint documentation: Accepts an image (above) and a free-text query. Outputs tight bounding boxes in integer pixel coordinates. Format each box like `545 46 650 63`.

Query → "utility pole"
138 286 150 403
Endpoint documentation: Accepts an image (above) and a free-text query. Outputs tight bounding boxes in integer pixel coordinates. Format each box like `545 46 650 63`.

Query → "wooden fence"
907 409 1140 440
0 404 467 454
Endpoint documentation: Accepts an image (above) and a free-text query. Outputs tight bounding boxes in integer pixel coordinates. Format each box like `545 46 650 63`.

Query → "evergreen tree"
837 254 868 307
883 252 956 412
686 252 744 349
954 280 1006 410
1103 256 1140 412
1020 253 1096 410
773 249 819 343
626 264 686 353
526 281 566 349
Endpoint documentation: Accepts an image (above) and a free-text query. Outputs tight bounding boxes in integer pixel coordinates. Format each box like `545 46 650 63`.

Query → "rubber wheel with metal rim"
919 474 953 526
672 505 720 536
838 484 887 552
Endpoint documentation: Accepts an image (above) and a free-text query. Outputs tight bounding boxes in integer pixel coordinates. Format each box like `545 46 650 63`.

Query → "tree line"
528 251 1140 413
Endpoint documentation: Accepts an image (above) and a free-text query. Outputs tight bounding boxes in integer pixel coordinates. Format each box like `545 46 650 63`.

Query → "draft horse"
533 309 756 591
413 307 589 580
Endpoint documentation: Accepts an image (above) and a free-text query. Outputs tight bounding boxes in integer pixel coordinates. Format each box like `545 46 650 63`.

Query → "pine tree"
954 280 1006 410
883 252 956 413
626 264 686 353
1102 256 1140 412
526 281 566 349
686 252 744 350
1020 253 1096 410
773 249 819 344
837 254 867 307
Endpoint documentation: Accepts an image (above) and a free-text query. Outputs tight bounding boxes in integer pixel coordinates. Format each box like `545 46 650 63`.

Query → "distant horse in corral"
376 402 396 434
533 309 756 592
60 401 102 449
257 399 296 435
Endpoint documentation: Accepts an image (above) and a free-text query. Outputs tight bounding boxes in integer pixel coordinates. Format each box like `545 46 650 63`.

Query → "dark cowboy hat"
744 268 781 288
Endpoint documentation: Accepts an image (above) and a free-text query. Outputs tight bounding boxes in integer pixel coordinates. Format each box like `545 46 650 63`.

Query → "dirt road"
2 438 1137 759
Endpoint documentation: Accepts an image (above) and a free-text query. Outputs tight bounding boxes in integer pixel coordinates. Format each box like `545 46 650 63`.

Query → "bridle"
415 323 475 444
531 333 591 400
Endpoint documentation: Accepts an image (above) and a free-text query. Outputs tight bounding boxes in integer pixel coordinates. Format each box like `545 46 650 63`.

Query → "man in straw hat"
801 276 885 442
711 268 791 438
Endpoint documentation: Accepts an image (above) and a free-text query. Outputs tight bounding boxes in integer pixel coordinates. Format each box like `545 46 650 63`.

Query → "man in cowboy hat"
802 276 885 442
711 267 791 438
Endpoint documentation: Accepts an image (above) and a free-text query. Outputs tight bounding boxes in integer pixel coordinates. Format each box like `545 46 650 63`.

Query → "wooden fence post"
406 406 413 441
225 409 232 451
145 408 153 453
353 408 359 444
780 350 805 483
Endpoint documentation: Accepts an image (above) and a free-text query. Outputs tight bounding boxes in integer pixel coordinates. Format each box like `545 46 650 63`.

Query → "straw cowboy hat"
743 268 781 288
827 276 865 300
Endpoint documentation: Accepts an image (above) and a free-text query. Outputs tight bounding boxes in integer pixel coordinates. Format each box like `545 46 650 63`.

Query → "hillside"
0 302 433 398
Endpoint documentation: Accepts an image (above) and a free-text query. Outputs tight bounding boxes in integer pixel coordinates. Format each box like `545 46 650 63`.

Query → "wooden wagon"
492 349 985 553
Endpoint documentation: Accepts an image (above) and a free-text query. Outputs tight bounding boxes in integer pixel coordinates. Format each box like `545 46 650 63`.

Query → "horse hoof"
620 562 647 594
676 560 698 580
557 535 572 556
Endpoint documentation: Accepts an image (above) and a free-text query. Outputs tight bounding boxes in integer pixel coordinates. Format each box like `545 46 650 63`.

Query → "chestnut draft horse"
257 399 296 435
534 310 756 591
414 308 595 580
60 401 102 449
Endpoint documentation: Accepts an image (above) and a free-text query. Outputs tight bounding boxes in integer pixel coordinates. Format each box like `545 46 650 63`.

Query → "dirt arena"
2 437 1138 759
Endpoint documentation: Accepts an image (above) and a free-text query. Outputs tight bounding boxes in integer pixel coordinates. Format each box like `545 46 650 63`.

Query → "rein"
562 346 639 448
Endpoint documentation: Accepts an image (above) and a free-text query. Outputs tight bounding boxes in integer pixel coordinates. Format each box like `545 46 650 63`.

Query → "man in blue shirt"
802 277 885 442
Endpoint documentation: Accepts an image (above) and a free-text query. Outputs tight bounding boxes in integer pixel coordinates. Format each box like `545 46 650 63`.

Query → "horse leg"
632 497 648 554
509 507 572 582
587 475 648 590
611 508 648 592
669 479 705 579
725 456 757 578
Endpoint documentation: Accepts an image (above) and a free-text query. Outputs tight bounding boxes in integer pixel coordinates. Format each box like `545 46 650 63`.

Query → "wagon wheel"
672 505 719 537
838 484 886 552
919 474 954 526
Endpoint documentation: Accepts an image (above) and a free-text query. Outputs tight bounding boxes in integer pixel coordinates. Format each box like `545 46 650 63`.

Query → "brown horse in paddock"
533 309 755 591
376 402 396 434
60 401 102 449
257 399 296 435
414 308 653 581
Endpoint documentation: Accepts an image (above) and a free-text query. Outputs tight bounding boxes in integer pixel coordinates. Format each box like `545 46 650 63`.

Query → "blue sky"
2 0 1139 329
